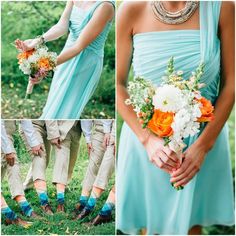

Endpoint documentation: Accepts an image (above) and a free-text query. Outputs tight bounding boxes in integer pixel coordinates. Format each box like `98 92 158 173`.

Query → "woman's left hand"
170 141 208 187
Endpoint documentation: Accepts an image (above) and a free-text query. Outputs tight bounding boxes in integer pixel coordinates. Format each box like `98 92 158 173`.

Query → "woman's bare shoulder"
118 1 148 19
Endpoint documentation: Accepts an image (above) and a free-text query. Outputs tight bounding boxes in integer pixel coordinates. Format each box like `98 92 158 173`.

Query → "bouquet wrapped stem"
25 80 34 99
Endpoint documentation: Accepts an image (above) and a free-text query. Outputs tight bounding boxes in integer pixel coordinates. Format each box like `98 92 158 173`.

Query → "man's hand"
87 143 93 156
31 144 44 157
103 133 111 148
5 153 16 166
50 137 61 149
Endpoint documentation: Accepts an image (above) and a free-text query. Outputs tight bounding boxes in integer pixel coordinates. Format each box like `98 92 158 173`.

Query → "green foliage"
1 1 115 119
1 134 115 235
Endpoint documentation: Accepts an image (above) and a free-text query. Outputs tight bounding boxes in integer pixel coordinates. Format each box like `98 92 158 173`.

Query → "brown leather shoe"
85 214 113 226
29 211 42 219
41 204 53 215
76 208 91 220
73 203 86 217
57 204 65 213
5 217 33 228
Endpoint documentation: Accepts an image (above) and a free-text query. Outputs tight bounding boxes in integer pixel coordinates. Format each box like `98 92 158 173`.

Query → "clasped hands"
144 133 207 188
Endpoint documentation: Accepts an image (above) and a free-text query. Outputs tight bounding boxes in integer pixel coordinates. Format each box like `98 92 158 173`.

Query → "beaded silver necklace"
151 1 199 25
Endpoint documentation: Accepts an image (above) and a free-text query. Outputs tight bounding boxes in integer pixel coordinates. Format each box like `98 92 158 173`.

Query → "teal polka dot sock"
57 192 65 205
79 195 88 207
99 202 115 216
19 201 33 217
2 207 18 220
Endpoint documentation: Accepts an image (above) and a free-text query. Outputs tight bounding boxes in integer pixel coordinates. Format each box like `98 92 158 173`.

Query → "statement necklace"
151 1 199 25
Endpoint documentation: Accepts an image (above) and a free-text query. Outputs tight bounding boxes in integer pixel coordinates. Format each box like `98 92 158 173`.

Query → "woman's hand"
144 133 181 174
15 38 40 51
170 141 208 187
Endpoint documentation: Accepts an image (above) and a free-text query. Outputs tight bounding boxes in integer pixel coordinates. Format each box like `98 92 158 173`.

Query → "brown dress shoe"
29 211 42 219
86 214 113 226
73 203 85 215
41 204 53 215
57 204 65 213
76 208 91 220
5 217 33 228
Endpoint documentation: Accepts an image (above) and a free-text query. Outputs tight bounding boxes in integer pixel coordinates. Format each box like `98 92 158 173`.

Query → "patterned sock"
99 202 115 216
79 195 88 207
57 192 65 205
2 207 18 220
37 191 49 206
18 200 33 217
85 191 98 210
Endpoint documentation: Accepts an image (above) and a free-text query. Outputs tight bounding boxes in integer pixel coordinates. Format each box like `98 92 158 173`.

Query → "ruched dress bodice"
40 1 115 119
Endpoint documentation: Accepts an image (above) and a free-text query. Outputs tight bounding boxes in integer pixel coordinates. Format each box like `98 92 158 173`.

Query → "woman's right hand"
143 133 181 174
15 38 40 51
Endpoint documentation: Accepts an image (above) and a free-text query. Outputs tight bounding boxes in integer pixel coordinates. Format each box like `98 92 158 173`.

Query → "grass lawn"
1 82 115 119
1 136 115 235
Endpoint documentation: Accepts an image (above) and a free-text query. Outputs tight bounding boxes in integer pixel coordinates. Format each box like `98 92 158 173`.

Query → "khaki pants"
82 123 115 191
21 122 51 185
52 123 81 185
1 130 24 199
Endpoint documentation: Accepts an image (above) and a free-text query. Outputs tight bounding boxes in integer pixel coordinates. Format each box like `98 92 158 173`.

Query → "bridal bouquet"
125 57 214 189
17 45 57 99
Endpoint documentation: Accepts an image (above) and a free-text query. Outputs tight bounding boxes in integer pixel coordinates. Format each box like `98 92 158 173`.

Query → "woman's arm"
42 1 73 42
117 2 180 173
56 2 114 65
171 2 235 187
15 1 73 51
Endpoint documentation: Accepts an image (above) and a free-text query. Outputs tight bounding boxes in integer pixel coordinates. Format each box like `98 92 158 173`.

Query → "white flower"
177 70 183 75
152 85 184 112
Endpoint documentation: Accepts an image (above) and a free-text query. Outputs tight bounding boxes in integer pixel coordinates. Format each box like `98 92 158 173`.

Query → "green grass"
1 136 115 235
1 73 115 119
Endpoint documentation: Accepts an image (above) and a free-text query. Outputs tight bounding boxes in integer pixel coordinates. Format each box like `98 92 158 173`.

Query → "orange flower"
37 57 51 70
147 109 174 137
197 97 214 122
17 49 35 63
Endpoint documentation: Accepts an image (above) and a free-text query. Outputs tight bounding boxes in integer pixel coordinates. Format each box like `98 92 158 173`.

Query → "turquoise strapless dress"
40 1 115 119
117 1 234 234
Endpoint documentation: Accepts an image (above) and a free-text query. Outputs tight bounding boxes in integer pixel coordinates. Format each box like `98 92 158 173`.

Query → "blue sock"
19 201 33 217
79 195 88 207
38 192 49 206
57 192 65 205
99 202 115 216
2 207 18 220
85 197 97 210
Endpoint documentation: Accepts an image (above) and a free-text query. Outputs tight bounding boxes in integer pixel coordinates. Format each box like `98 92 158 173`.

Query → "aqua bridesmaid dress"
40 1 115 119
117 1 235 234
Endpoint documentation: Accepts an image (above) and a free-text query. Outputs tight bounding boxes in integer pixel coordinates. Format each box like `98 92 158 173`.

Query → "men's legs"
75 129 105 214
1 193 32 227
21 125 53 215
52 135 71 212
23 133 51 191
87 186 115 226
78 139 115 219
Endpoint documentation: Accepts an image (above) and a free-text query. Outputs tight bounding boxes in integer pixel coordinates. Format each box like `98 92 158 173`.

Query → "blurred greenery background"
1 123 115 235
1 1 115 119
